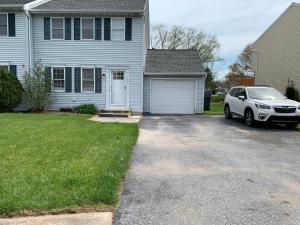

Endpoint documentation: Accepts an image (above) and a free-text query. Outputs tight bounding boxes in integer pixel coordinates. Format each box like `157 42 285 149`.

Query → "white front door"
110 71 127 107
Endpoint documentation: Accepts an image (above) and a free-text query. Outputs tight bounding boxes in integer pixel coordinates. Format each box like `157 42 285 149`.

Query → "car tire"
224 105 232 119
286 123 298 130
244 109 255 127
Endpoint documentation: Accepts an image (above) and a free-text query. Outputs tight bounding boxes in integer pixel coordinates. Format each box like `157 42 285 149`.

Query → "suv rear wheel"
224 105 232 119
244 109 255 127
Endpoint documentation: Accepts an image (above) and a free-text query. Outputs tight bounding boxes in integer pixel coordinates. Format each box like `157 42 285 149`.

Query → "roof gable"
252 3 300 47
145 49 205 75
30 0 147 13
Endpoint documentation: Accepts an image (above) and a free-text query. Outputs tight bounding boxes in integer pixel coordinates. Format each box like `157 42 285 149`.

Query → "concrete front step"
99 110 130 118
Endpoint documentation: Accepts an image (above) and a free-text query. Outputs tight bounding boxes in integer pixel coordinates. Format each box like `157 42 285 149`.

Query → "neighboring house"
0 0 206 114
251 3 300 93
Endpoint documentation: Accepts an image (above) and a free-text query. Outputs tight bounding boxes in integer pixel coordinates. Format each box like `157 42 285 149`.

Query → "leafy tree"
205 67 217 90
238 44 253 72
151 24 221 68
285 80 300 101
0 69 23 112
23 65 54 112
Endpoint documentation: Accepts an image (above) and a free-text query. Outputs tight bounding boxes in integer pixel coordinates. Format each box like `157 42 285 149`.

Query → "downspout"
24 7 32 72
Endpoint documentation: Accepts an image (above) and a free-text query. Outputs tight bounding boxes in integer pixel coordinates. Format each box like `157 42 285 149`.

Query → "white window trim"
111 18 125 41
52 67 65 92
81 67 95 93
51 17 65 40
0 13 8 37
81 18 95 40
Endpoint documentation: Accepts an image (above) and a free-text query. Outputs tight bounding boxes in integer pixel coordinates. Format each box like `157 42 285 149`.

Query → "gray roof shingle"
33 0 147 13
145 49 205 75
0 0 32 5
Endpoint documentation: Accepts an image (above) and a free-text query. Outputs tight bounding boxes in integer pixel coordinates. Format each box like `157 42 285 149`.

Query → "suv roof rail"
251 85 272 87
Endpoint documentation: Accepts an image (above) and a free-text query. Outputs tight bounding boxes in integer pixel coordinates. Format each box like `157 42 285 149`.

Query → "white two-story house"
0 0 206 114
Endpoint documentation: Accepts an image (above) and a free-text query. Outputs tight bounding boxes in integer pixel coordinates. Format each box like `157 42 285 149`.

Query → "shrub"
211 94 225 103
285 81 300 101
74 104 97 115
0 69 23 113
23 66 54 112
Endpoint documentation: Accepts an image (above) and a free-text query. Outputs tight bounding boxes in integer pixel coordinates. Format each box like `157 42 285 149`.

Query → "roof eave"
144 72 206 76
0 4 24 10
28 9 145 15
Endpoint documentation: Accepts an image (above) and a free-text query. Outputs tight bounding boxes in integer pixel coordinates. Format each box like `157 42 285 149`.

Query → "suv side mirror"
238 96 245 101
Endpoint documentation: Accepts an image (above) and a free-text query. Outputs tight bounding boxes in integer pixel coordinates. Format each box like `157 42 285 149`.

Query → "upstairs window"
81 18 94 40
111 18 125 40
52 67 65 91
82 68 95 92
51 18 64 40
0 14 8 36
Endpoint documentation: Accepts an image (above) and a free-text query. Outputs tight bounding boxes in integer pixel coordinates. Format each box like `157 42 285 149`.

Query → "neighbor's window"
81 18 94 40
82 68 95 92
52 67 65 91
51 18 64 39
111 18 125 40
0 65 9 72
0 14 8 36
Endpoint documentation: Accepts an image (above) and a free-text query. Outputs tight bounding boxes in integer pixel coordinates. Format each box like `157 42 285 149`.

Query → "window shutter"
65 67 72 93
95 18 102 40
44 17 50 40
125 18 132 41
74 18 81 40
8 13 15 37
65 18 71 40
104 18 111 41
9 65 17 76
74 67 81 93
95 68 102 93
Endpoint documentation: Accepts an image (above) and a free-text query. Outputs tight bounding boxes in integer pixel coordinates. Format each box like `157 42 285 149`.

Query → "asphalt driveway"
114 116 300 225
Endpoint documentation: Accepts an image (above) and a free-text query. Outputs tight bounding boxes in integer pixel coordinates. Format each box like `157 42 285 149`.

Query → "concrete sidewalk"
0 212 112 225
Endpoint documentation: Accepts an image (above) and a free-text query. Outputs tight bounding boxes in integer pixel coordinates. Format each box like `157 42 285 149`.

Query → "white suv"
224 86 300 128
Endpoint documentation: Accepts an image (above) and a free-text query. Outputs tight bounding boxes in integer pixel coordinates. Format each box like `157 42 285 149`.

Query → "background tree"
225 44 254 88
151 24 221 68
205 67 217 90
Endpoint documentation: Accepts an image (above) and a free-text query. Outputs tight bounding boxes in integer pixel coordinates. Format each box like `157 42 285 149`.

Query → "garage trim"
150 78 198 114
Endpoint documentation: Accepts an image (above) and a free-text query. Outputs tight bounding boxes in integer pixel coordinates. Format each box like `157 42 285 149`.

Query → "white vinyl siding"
81 68 95 92
0 13 8 36
81 18 94 40
51 18 64 40
32 15 144 112
0 12 28 83
52 67 65 92
111 18 125 41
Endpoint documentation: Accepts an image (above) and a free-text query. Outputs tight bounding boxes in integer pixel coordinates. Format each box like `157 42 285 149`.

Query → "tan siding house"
251 3 300 93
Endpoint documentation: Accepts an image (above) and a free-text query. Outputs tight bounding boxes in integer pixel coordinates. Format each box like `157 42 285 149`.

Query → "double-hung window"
111 18 125 41
81 18 94 40
0 14 8 36
52 67 65 92
51 18 64 40
82 68 95 92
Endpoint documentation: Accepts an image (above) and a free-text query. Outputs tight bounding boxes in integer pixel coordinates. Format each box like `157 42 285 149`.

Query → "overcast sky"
149 0 297 79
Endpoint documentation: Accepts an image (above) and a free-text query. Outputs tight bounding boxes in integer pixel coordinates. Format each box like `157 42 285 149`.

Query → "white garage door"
151 79 195 114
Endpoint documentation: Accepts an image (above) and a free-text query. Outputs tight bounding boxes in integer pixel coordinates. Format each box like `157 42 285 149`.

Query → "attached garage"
144 49 206 114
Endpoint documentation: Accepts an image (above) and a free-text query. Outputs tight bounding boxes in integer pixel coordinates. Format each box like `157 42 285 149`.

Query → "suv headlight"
255 103 271 110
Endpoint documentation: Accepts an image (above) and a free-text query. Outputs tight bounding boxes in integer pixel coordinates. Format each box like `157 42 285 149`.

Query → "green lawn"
0 114 138 217
203 103 224 115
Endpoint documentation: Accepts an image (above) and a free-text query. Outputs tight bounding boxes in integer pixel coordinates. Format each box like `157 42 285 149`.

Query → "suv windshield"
247 87 285 100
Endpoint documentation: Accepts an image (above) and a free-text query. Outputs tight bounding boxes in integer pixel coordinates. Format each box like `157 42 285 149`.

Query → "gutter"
144 72 207 76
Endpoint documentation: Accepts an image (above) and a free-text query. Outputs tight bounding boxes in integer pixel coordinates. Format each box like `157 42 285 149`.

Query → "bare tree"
151 23 221 67
238 44 253 71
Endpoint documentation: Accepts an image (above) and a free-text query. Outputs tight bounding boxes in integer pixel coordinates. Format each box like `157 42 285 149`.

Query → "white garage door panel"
151 79 195 114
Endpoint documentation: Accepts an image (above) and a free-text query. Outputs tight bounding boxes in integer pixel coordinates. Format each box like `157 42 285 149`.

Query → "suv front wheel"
224 105 232 119
244 109 255 127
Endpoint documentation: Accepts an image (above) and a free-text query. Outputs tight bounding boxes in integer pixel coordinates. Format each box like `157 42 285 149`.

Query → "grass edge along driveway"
0 114 139 218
